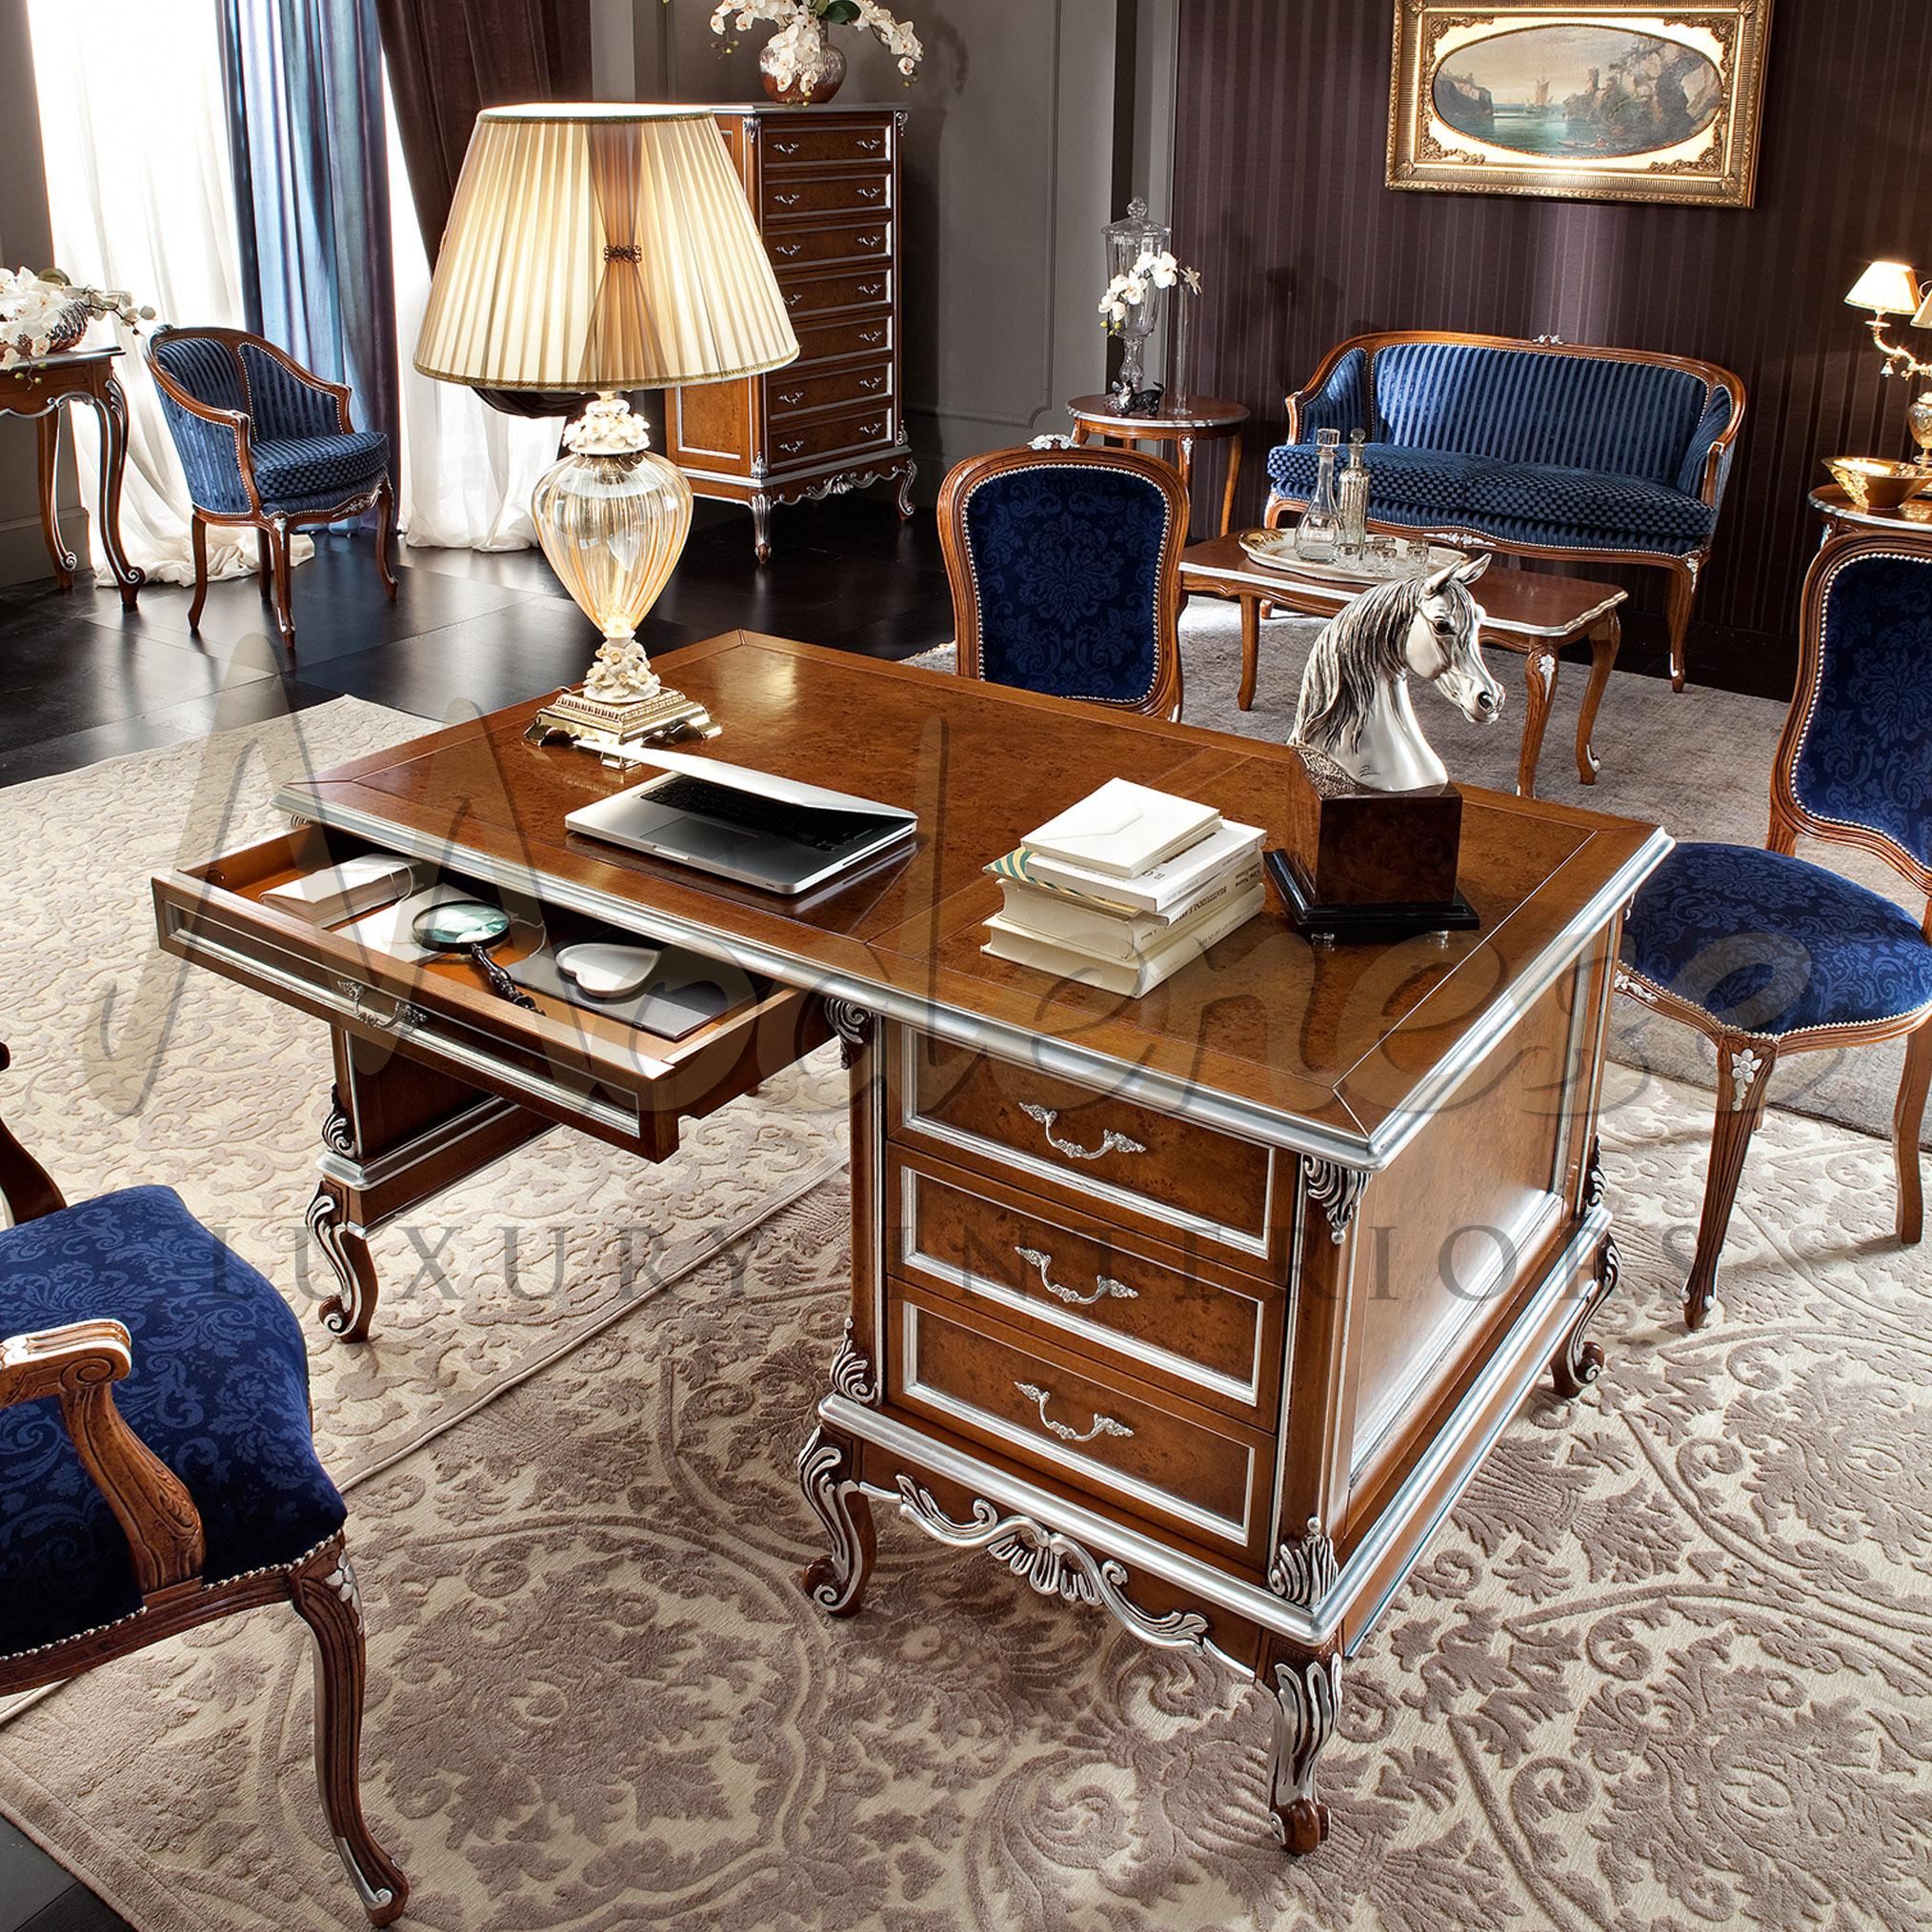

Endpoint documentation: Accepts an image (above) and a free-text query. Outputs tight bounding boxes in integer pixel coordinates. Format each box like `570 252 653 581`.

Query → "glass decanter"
1295 427 1342 563
1337 430 1370 560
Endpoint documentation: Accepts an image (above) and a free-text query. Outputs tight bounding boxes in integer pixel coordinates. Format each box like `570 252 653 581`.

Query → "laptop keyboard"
642 773 893 854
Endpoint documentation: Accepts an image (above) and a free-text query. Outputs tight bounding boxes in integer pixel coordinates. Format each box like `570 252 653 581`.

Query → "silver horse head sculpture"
1288 555 1504 792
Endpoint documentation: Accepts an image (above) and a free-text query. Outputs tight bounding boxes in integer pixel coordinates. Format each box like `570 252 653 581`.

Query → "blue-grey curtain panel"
220 0 399 469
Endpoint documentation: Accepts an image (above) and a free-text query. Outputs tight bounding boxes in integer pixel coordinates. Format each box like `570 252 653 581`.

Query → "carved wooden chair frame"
1263 329 1748 692
938 442 1189 722
1615 533 1932 1328
0 1040 408 1923
145 325 396 652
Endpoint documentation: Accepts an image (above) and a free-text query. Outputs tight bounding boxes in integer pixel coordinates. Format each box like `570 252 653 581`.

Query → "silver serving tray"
1237 528 1466 585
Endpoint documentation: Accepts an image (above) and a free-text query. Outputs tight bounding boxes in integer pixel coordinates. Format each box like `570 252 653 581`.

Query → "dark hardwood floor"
0 495 956 788
0 494 950 1932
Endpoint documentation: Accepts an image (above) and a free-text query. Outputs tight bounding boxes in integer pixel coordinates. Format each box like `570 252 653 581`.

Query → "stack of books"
983 779 1265 996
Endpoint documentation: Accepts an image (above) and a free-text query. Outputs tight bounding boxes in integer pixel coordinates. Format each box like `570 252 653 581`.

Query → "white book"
996 857 1265 960
995 819 1266 916
1022 779 1221 879
264 855 414 926
983 883 1265 998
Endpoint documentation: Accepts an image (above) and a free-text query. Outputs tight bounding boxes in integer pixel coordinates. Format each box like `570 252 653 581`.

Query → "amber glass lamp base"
524 394 719 758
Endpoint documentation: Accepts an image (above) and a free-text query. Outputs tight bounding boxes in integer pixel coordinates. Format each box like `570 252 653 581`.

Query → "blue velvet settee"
1265 332 1746 689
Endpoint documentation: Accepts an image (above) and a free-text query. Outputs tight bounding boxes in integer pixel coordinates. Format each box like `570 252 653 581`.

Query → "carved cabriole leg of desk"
799 997 881 1614
308 1029 551 1342
1263 1639 1342 1853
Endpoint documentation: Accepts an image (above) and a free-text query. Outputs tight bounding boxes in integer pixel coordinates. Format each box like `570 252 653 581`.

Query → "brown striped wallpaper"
1171 0 1932 691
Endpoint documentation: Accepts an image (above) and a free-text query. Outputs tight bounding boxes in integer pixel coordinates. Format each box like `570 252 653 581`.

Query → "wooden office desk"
151 632 1667 1853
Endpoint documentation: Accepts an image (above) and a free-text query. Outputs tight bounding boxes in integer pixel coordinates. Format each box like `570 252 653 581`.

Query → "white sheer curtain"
384 80 561 551
24 0 280 585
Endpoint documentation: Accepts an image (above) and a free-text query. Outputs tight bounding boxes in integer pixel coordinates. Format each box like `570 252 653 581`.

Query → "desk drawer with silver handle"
768 359 894 422
152 828 828 1162
762 171 892 223
888 1152 1281 1425
887 1280 1273 1561
890 1030 1287 1275
761 124 892 170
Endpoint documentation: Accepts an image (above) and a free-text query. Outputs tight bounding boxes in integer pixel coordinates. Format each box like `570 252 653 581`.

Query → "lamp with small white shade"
416 105 799 755
1844 260 1932 465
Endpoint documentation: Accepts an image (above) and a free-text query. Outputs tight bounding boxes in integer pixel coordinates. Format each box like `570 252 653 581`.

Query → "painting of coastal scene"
1433 24 1722 160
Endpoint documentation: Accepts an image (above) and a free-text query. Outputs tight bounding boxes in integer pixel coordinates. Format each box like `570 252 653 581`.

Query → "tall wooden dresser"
669 106 916 560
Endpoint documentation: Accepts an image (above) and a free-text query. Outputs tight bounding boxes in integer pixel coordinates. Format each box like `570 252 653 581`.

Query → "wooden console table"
0 346 144 606
1068 392 1248 536
1179 536 1625 799
152 634 1665 1852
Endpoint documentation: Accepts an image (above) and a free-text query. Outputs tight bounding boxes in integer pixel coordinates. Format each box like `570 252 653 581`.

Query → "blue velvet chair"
938 443 1189 718
1265 332 1745 690
1619 533 1932 1328
0 1040 408 1923
146 325 395 652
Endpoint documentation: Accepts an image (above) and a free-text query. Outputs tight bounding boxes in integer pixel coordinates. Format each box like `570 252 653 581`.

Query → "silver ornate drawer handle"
334 978 423 1034
775 192 801 207
779 438 805 454
775 243 802 258
775 139 800 154
858 186 883 199
860 376 884 392
1019 1103 1147 1163
777 390 806 405
1014 1380 1134 1445
857 281 883 295
859 137 882 151
1014 1246 1137 1308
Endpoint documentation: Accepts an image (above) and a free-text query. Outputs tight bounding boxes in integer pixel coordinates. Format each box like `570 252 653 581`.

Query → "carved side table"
0 346 144 606
1067 393 1249 537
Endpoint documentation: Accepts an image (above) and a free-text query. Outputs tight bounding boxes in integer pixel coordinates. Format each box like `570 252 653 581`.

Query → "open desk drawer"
153 826 830 1159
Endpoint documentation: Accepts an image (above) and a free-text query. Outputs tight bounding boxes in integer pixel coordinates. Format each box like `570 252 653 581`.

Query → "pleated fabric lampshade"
415 105 800 755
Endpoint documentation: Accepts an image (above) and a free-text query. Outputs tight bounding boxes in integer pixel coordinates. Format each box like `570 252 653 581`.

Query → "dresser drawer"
767 220 891 274
793 313 894 364
889 1282 1271 1558
764 172 892 222
152 828 827 1161
892 1032 1285 1271
769 360 893 421
780 267 893 320
763 123 892 168
769 407 896 467
889 1153 1280 1423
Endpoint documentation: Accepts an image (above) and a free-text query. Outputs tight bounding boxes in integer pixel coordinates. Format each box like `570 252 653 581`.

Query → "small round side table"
1066 393 1249 535
1808 483 1932 544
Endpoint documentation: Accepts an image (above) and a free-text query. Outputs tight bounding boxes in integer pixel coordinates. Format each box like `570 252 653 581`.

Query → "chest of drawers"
667 107 916 560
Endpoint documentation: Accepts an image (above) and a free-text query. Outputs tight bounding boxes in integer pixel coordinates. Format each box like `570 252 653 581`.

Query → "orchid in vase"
0 268 153 371
1099 247 1201 410
703 0 924 103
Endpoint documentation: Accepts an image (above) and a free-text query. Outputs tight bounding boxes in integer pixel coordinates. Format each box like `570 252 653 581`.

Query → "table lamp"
1844 260 1932 463
415 106 799 755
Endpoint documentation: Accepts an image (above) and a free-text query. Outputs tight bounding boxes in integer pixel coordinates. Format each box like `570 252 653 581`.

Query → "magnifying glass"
411 900 537 1010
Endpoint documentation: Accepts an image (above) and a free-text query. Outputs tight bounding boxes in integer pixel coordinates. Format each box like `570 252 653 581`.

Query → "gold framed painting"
1387 3 1774 207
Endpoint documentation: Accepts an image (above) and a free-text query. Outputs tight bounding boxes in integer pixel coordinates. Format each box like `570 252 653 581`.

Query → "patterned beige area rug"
1 1057 1927 1932
0 692 848 1499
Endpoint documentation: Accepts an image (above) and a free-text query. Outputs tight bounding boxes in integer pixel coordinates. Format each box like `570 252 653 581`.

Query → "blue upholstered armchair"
0 1040 408 1923
146 326 394 651
938 444 1189 718
1266 332 1745 690
1619 533 1932 1328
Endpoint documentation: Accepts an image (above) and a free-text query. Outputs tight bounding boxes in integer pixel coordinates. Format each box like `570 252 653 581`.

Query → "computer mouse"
555 942 660 999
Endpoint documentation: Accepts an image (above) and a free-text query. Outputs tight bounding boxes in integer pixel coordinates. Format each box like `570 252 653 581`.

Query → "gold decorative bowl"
1825 456 1932 513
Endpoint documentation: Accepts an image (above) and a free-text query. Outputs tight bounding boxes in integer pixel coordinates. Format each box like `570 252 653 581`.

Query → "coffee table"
1179 535 1626 799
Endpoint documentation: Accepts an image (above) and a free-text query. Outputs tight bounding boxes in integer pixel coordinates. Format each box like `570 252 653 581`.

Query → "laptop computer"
565 748 917 896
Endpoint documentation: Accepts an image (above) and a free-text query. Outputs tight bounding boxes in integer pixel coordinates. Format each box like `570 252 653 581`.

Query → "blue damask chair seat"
146 324 396 652
1266 333 1745 687
0 1185 345 1658
250 430 390 507
1622 842 1932 1037
1613 533 1932 1332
